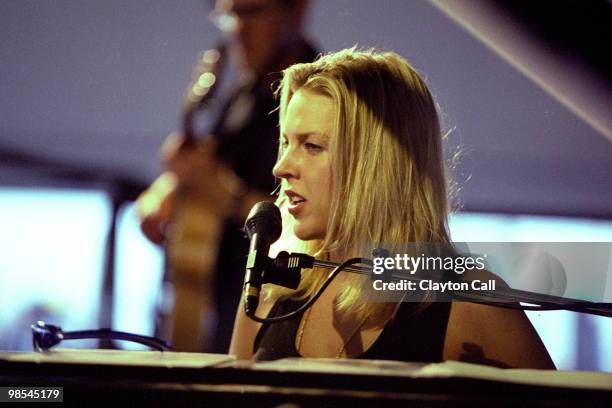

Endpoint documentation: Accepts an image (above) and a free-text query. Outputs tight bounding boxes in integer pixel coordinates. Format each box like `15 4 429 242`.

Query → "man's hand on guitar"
137 132 253 244
161 132 247 216
137 172 178 244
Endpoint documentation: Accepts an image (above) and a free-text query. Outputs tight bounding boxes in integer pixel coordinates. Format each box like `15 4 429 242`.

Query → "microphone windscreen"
245 201 282 242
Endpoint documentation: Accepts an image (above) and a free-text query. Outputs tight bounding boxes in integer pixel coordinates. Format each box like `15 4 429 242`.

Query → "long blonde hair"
270 48 450 322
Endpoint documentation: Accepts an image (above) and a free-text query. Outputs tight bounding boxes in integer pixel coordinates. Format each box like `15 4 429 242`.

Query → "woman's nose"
272 148 298 180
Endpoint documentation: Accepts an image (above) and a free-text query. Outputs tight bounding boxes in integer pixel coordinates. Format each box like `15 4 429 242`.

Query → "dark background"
1 0 610 218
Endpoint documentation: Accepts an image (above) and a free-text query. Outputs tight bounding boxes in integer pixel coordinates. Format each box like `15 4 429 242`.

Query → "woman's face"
273 89 334 241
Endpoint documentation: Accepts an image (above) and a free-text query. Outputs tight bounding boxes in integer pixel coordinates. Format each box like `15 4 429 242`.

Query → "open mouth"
286 190 306 215
288 194 306 205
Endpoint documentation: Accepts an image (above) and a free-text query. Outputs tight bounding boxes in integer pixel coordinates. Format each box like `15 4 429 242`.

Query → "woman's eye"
280 138 289 148
304 142 322 151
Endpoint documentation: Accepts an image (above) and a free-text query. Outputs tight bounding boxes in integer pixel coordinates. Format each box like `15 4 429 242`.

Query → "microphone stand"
259 252 612 320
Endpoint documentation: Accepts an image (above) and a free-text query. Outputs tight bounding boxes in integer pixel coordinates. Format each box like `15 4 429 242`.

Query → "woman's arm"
229 299 261 359
229 291 280 359
444 301 555 369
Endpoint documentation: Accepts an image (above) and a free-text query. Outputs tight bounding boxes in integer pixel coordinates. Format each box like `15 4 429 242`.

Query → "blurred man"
137 0 317 353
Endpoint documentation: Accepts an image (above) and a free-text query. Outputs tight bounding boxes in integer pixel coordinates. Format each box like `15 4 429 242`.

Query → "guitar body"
165 193 221 351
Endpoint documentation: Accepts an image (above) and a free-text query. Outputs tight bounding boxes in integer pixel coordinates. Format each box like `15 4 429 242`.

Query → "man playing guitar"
137 0 317 353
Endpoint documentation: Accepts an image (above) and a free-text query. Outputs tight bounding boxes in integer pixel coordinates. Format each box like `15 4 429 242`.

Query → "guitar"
161 47 227 351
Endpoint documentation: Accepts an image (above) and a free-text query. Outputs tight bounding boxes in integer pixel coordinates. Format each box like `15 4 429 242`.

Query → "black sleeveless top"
253 298 452 362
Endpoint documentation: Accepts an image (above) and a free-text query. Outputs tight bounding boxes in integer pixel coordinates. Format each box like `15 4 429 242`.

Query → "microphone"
243 202 282 315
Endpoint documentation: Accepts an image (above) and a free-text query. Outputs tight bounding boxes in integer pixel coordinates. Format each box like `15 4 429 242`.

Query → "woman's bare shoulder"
444 301 555 369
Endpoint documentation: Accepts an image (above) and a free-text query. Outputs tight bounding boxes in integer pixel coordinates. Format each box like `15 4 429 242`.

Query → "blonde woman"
230 48 554 368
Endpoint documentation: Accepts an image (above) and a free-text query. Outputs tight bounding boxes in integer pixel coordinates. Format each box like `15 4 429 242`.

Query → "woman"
230 48 554 368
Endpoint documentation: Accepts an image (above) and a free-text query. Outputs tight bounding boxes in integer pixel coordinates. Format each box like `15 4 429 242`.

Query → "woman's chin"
293 228 312 241
293 225 324 242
